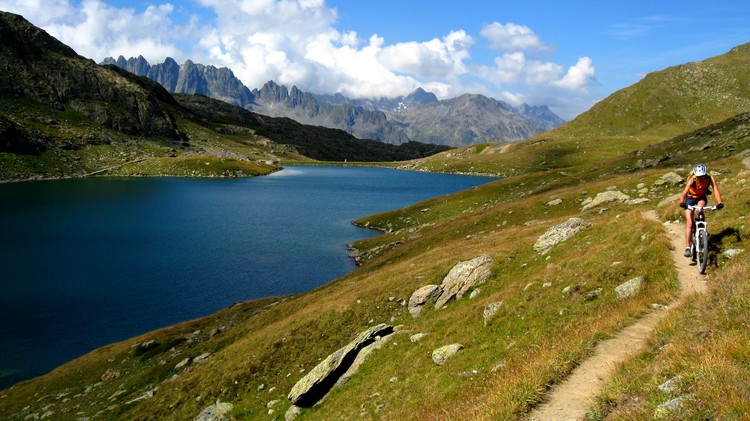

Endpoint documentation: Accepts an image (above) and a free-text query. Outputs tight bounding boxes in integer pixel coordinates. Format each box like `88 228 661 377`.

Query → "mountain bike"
686 205 719 274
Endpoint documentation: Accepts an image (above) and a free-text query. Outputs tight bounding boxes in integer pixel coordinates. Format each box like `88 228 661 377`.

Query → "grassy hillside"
1 110 747 419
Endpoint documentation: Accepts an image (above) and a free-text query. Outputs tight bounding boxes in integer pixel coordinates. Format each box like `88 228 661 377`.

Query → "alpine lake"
0 166 495 389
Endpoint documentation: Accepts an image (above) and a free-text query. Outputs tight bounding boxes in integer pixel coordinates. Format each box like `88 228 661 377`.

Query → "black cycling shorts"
686 196 707 207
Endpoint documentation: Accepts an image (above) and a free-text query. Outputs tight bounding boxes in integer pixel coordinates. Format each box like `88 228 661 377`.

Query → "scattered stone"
193 353 211 364
542 282 552 288
267 400 280 408
288 324 394 407
483 302 504 326
408 285 440 317
101 369 120 382
626 198 650 205
523 282 534 291
651 303 668 311
615 276 644 300
410 333 428 343
636 183 646 190
582 190 631 211
658 377 681 394
195 401 234 421
434 255 494 309
723 248 744 260
432 344 463 366
654 395 691 418
175 358 190 370
584 287 603 302
546 198 563 206
285 405 302 421
469 288 482 299
533 217 591 253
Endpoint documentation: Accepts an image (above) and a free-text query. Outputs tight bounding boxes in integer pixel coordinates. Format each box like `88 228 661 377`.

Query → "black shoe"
684 247 691 257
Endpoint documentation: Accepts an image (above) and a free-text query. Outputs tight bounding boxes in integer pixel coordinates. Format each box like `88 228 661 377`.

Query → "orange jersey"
688 175 711 198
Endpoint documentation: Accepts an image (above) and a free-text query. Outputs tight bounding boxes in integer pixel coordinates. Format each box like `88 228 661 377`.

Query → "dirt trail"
526 210 706 421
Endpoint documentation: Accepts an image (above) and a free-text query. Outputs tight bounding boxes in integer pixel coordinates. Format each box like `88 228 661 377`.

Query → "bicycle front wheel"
698 229 709 274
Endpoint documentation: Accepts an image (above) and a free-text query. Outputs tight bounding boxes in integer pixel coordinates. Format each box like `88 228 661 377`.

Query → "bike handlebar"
687 205 718 211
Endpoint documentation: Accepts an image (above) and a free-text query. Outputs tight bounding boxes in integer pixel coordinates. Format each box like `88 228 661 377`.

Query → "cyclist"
679 163 724 257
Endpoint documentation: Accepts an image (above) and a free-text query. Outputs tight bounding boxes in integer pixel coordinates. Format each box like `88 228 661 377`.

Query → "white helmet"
693 163 707 177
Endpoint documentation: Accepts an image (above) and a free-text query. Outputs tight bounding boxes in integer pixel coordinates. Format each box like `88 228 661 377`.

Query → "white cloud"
0 0 597 117
378 30 473 79
480 22 547 51
553 57 596 91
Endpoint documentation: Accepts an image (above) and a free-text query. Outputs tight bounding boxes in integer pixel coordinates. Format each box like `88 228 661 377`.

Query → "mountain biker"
679 163 724 257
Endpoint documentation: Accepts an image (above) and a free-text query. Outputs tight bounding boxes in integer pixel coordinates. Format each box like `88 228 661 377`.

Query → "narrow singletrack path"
526 210 707 420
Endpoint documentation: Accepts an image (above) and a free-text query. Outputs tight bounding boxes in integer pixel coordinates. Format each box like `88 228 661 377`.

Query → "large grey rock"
434 255 494 309
533 218 591 253
582 190 631 211
723 248 745 260
408 285 441 317
285 405 302 421
654 395 691 418
195 401 234 421
432 344 464 365
288 324 394 407
615 276 644 300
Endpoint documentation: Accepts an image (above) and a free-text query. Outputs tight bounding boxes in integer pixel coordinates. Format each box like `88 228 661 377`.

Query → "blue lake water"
0 166 494 389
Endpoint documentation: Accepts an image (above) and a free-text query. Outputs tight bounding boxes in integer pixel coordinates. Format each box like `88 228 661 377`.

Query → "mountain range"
0 11 450 181
101 55 565 147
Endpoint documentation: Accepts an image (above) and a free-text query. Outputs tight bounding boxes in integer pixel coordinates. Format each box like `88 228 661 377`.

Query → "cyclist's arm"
709 174 723 204
679 175 694 203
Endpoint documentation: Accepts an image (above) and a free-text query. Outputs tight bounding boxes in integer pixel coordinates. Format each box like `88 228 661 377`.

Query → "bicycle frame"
687 205 717 274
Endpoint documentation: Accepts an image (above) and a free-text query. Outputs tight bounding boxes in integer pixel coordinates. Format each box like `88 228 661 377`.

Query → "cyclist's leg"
684 208 694 256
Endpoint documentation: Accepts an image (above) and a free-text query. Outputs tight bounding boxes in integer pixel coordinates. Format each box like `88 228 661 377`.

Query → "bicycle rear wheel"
698 229 709 274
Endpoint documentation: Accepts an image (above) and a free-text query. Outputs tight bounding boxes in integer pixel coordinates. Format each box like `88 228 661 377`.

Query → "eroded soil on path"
526 210 707 421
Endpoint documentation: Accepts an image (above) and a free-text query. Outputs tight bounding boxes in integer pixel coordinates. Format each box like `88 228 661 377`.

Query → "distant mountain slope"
385 93 543 146
103 57 566 147
555 42 750 140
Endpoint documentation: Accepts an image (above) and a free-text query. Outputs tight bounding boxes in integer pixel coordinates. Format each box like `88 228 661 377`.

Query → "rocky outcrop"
288 324 394 407
432 344 464 365
434 255 494 309
195 401 234 421
615 276 644 300
581 190 631 211
533 218 591 253
408 285 441 317
407 255 495 316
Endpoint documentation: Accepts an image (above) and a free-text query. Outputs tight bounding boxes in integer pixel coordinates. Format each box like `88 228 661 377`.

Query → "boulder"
654 172 684 187
195 401 234 421
285 405 302 421
533 218 591 253
615 276 644 300
654 395 691 418
408 285 440 317
722 248 744 260
410 333 428 342
432 344 463 365
288 324 394 407
434 255 494 309
483 302 504 326
582 190 631 211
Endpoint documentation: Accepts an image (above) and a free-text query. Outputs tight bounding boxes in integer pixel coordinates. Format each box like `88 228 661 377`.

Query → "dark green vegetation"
0 11 449 182
1 10 749 420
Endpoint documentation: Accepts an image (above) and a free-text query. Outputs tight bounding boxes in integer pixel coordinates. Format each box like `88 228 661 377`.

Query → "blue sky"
2 0 749 119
